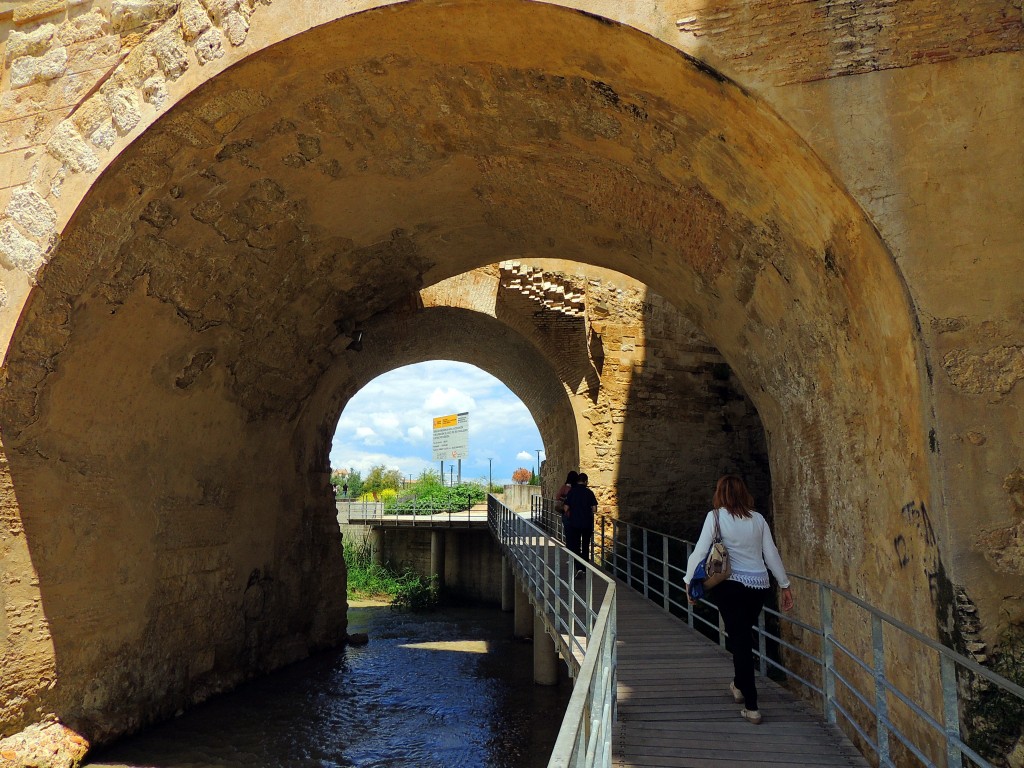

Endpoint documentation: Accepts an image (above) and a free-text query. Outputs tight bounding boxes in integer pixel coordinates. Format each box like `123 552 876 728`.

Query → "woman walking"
684 475 794 724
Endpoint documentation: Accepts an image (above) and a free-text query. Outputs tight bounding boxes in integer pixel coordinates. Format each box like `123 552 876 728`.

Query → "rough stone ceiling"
3 1 930 526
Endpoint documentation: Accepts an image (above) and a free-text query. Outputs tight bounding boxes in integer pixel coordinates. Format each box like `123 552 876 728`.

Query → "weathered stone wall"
0 280 348 744
427 262 771 539
0 0 1018 762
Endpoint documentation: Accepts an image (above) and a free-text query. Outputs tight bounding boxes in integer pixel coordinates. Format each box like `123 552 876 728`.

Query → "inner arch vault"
0 0 939 753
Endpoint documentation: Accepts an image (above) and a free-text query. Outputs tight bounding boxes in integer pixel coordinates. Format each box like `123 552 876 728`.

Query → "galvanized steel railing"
530 497 1024 768
489 495 616 768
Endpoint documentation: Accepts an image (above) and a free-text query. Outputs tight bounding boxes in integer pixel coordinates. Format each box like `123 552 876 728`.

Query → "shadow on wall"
589 285 771 540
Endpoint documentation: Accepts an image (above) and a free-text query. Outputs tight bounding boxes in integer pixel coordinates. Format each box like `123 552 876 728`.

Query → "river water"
86 602 570 768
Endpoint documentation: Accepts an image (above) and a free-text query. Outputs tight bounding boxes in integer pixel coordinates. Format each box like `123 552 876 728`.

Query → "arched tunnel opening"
330 359 548 493
0 0 942 754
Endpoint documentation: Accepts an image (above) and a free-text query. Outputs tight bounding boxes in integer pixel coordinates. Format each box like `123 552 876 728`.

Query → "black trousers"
565 525 593 564
712 580 767 710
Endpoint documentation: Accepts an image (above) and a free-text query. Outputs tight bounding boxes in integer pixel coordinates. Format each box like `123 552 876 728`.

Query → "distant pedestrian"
556 471 578 535
684 475 794 724
342 483 348 499
564 472 597 576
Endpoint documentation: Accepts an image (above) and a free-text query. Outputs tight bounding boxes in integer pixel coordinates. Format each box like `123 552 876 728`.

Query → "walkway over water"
489 499 871 768
613 586 868 768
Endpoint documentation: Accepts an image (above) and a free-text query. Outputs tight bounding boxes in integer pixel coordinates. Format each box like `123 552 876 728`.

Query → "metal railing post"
820 584 837 724
685 541 694 629
625 525 633 588
872 615 890 763
641 528 649 599
662 536 670 612
941 654 964 768
758 610 767 677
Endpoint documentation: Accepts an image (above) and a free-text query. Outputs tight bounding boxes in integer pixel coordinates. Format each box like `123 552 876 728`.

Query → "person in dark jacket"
564 472 597 576
556 470 578 537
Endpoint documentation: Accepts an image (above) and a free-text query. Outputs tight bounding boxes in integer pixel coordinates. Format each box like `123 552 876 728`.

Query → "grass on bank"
344 540 439 612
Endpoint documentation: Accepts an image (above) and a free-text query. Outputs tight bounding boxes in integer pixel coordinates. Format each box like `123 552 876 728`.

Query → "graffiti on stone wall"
892 500 944 605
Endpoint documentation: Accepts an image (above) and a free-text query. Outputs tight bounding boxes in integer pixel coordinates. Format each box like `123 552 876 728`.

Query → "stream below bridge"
86 601 570 768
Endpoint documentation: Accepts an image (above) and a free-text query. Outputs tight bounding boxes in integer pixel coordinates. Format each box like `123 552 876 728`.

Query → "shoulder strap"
712 509 723 542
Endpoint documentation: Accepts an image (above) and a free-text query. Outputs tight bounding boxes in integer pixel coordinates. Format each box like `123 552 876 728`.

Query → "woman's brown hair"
713 474 755 518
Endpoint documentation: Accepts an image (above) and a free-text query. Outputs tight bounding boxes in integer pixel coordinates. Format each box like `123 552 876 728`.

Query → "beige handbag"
703 509 732 589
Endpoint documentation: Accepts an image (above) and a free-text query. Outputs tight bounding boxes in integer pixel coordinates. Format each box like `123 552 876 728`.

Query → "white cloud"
423 386 476 414
330 361 544 485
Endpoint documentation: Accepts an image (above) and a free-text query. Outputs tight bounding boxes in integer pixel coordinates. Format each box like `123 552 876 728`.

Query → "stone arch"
299 304 581 500
418 262 772 533
0 0 941 752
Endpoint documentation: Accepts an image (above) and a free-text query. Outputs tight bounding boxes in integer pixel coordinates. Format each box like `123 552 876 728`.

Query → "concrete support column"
370 528 384 566
514 579 532 638
501 556 514 612
533 613 559 686
430 531 446 589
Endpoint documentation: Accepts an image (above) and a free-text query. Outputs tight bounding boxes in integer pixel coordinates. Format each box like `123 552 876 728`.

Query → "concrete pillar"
501 556 515 612
370 528 384 566
514 580 532 638
533 613 559 686
431 530 446 589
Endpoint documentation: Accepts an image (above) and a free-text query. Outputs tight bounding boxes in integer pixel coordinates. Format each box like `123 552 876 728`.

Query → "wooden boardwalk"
613 586 870 768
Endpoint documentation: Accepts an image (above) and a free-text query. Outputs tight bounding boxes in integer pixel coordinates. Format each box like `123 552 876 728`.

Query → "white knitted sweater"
684 508 791 589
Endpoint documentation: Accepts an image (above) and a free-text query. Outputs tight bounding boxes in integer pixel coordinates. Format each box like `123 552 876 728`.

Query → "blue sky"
330 361 545 486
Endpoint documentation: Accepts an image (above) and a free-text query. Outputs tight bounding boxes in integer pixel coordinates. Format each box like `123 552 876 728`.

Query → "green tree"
364 464 402 499
347 468 363 498
332 468 363 498
417 468 442 487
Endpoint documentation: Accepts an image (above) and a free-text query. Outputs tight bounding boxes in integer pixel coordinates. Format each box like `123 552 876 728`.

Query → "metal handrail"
530 496 1024 768
489 495 616 768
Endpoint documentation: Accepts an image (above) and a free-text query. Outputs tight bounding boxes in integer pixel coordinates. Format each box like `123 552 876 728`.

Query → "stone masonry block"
46 120 98 173
111 0 179 34
5 23 57 62
10 47 69 89
13 0 66 26
57 9 110 45
150 27 190 79
179 0 212 42
6 186 57 238
193 26 224 64
66 35 123 78
105 86 141 132
222 9 249 46
0 220 45 274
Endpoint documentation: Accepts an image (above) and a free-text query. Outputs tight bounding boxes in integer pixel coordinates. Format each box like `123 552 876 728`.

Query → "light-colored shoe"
729 682 744 703
740 708 762 724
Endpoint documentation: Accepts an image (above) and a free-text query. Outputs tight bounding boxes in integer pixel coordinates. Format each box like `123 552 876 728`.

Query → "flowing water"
87 602 570 768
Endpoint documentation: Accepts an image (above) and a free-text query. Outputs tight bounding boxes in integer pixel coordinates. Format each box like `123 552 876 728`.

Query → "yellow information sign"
432 412 469 460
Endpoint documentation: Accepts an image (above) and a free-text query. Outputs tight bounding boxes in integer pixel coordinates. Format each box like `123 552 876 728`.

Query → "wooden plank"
612 586 870 768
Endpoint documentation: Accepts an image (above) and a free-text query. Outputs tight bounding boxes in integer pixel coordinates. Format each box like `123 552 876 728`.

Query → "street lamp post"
535 449 543 479
488 458 493 492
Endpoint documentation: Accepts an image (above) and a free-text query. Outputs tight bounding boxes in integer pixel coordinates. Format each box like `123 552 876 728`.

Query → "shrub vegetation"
344 539 438 611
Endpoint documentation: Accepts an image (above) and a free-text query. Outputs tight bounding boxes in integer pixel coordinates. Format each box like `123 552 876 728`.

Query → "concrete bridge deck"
611 585 869 768
339 501 492 529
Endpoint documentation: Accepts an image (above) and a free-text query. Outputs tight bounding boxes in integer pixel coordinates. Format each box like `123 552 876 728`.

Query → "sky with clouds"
330 361 545 486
